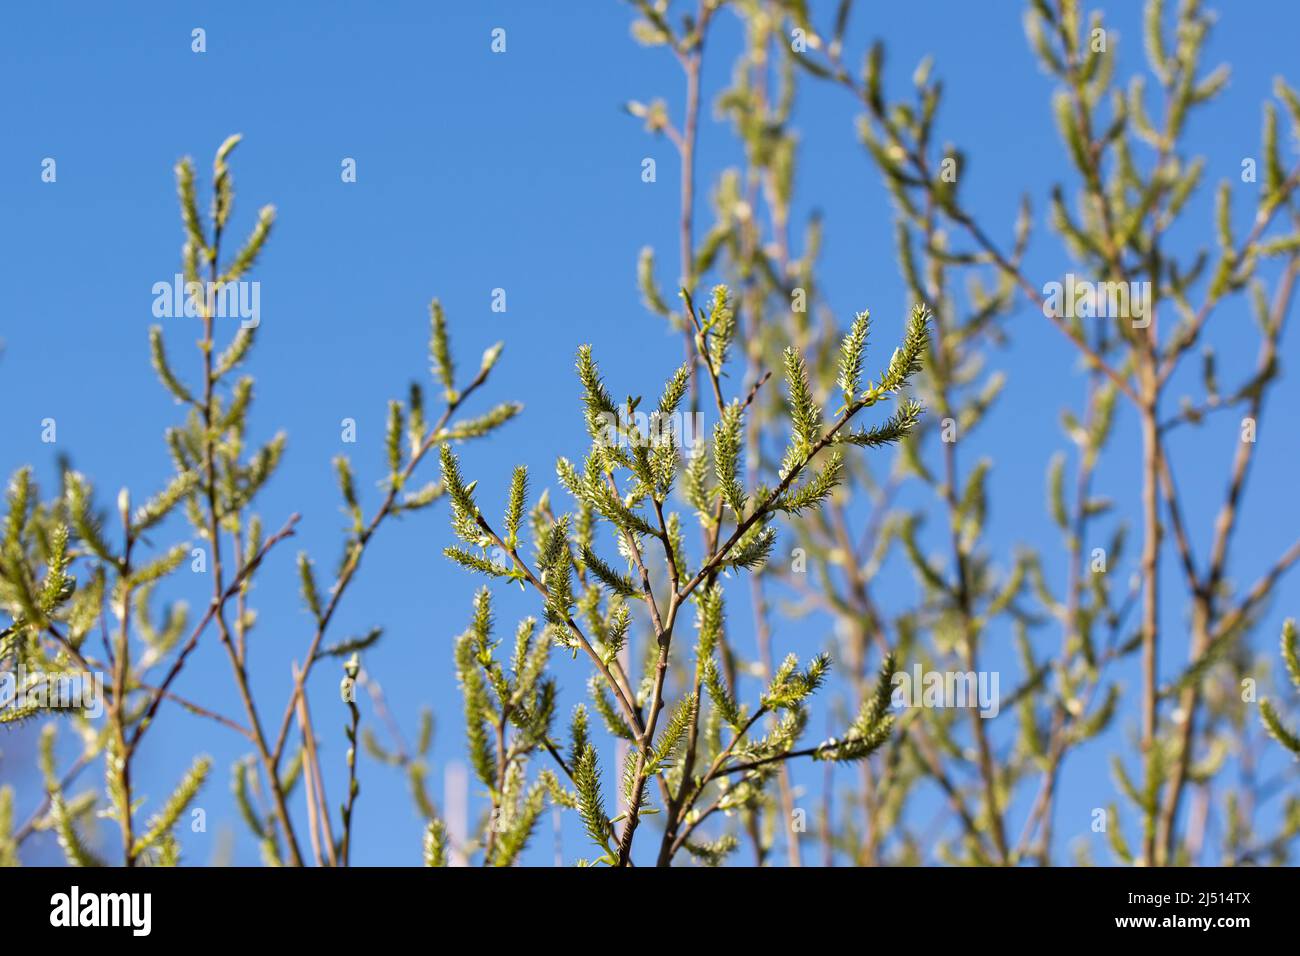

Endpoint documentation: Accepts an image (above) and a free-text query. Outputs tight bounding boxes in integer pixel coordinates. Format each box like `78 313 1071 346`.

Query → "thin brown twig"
269 363 500 769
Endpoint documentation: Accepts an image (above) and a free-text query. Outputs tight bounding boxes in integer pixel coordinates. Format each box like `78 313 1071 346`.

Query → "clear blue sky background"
2 1 1297 866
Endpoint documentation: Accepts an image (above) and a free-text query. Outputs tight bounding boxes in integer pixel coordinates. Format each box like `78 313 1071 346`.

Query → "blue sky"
2 1 1298 866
